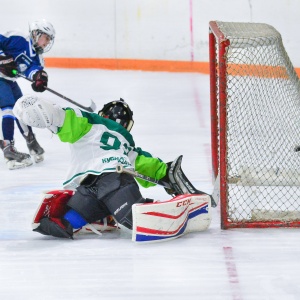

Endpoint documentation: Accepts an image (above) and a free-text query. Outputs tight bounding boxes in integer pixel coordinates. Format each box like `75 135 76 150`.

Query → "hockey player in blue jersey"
0 19 55 169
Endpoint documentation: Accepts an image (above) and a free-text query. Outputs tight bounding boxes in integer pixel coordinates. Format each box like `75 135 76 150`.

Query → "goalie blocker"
32 190 211 243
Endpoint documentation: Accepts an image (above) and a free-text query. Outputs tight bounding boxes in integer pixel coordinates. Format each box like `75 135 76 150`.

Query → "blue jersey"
0 31 44 81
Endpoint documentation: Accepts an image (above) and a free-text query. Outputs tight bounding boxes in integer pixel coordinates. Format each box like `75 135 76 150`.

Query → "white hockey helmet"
98 98 134 132
29 19 55 54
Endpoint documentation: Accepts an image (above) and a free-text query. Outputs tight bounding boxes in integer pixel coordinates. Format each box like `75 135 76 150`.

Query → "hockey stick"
116 164 219 207
116 165 172 188
16 72 96 112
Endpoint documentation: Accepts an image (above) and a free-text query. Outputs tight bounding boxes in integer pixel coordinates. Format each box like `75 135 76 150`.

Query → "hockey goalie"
14 95 213 243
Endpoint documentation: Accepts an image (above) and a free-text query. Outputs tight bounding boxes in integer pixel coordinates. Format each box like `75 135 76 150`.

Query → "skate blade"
32 154 44 163
6 158 33 170
29 150 44 163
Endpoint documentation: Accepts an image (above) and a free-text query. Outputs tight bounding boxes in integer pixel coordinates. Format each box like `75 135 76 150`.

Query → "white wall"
1 0 299 66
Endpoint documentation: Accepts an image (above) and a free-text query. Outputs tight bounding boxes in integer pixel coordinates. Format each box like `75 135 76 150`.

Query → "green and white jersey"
57 108 167 189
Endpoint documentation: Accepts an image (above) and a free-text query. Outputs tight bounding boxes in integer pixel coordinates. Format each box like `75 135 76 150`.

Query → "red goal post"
209 21 300 229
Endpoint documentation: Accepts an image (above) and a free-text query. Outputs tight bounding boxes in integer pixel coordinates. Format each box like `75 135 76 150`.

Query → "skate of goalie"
32 189 211 242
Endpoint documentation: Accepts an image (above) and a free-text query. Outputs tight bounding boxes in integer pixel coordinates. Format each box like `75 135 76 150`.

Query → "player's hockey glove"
0 55 18 78
31 70 48 92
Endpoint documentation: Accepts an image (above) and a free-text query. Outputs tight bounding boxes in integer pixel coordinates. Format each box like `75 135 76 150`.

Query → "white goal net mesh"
210 21 300 226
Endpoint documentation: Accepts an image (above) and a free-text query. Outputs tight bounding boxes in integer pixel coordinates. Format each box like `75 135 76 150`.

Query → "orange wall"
45 57 300 77
44 58 210 74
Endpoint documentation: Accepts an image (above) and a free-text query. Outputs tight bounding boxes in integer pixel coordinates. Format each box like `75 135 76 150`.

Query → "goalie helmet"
29 19 55 54
98 98 134 131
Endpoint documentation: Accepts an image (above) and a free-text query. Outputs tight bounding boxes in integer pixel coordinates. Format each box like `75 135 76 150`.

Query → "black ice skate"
23 132 44 163
0 140 33 170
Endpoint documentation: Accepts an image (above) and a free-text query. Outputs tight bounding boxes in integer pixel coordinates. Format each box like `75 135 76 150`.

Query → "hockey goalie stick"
16 72 96 112
116 164 172 188
116 164 219 207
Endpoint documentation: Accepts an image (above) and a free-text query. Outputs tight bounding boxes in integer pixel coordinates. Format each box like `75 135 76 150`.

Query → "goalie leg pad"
132 194 211 243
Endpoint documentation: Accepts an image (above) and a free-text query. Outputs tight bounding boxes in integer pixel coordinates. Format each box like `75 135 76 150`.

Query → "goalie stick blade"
132 194 211 243
68 99 96 112
88 100 97 112
211 173 220 207
78 99 97 112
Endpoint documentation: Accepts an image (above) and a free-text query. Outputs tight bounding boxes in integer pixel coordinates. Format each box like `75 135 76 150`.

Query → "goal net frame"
209 21 300 229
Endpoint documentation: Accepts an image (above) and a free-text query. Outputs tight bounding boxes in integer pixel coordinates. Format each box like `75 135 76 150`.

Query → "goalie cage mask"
98 98 134 132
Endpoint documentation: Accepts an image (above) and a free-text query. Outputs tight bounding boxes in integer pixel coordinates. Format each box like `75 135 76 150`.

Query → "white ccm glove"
13 95 65 132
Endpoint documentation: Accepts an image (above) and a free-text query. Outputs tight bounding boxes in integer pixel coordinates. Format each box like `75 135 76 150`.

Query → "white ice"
1 69 300 300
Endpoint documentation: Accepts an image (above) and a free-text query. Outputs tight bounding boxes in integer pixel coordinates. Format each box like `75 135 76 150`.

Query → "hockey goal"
209 21 300 229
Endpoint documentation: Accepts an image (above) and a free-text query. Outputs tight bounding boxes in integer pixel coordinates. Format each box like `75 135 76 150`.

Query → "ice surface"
1 69 300 300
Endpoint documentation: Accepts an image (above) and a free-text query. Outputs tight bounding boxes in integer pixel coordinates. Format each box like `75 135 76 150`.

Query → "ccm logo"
176 199 191 207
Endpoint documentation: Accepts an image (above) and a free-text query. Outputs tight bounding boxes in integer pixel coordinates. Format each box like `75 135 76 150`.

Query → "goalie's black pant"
67 172 146 229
